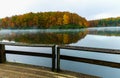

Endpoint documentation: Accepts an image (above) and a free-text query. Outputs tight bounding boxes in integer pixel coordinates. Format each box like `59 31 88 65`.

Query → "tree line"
0 11 89 29
89 17 120 27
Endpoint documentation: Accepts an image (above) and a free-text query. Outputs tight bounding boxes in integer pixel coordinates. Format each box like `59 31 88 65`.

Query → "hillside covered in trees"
0 12 89 29
89 17 120 27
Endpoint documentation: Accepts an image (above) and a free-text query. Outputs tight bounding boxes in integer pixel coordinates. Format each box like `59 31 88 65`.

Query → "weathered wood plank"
58 45 120 54
60 55 120 68
52 45 56 71
0 42 54 47
57 47 60 72
0 44 6 63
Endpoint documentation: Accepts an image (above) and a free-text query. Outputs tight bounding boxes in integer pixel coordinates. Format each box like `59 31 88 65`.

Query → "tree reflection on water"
0 29 88 44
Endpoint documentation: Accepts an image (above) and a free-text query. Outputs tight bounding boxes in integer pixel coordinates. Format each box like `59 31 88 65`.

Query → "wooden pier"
0 43 120 78
0 62 99 78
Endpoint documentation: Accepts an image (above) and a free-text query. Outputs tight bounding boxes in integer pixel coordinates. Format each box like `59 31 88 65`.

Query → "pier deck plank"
0 62 99 78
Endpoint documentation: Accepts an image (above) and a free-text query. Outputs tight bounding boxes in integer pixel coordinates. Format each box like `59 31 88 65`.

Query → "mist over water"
1 27 120 78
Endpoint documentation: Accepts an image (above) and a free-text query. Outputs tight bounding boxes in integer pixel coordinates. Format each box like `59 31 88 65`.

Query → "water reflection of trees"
89 30 120 36
0 30 88 44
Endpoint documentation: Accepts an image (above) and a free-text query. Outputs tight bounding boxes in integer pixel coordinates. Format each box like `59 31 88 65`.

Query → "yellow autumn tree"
63 14 70 25
63 34 69 44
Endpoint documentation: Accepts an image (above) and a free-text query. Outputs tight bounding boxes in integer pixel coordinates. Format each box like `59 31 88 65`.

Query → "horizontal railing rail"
57 45 120 72
0 43 56 71
0 42 54 47
6 50 52 58
58 46 120 54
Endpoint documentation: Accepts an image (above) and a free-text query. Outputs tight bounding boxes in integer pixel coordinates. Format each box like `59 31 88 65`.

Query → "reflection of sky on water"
65 32 120 78
71 34 120 49
61 60 120 78
68 27 120 78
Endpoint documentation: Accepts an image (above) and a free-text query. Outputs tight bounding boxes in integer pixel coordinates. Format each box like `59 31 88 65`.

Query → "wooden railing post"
0 44 6 63
52 45 55 71
57 47 60 72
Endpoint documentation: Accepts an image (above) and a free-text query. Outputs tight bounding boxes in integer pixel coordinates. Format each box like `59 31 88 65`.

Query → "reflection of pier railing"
0 43 120 73
0 43 56 71
57 46 120 72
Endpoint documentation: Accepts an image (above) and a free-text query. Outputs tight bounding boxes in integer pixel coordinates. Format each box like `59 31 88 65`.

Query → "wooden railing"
57 45 120 72
0 43 56 71
0 43 120 72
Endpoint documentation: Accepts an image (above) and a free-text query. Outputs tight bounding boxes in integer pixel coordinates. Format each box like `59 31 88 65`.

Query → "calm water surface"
0 27 120 78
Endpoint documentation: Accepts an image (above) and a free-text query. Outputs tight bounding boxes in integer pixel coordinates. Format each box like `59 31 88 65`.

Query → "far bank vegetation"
0 12 89 29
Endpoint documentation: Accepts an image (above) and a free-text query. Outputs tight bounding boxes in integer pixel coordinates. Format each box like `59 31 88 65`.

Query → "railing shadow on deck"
0 43 120 73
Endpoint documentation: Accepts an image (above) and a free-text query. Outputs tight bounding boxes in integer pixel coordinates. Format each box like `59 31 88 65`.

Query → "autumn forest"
0 12 89 29
0 11 120 29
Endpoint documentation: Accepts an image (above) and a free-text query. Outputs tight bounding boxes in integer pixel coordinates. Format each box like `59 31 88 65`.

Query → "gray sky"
0 0 120 20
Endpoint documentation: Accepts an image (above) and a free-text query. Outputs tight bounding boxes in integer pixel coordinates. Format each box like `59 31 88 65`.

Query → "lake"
0 27 120 78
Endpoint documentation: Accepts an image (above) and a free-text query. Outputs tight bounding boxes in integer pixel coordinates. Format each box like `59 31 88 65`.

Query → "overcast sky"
0 0 120 20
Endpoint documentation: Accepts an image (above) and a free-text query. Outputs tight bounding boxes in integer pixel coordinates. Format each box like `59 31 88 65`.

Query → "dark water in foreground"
1 27 120 78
